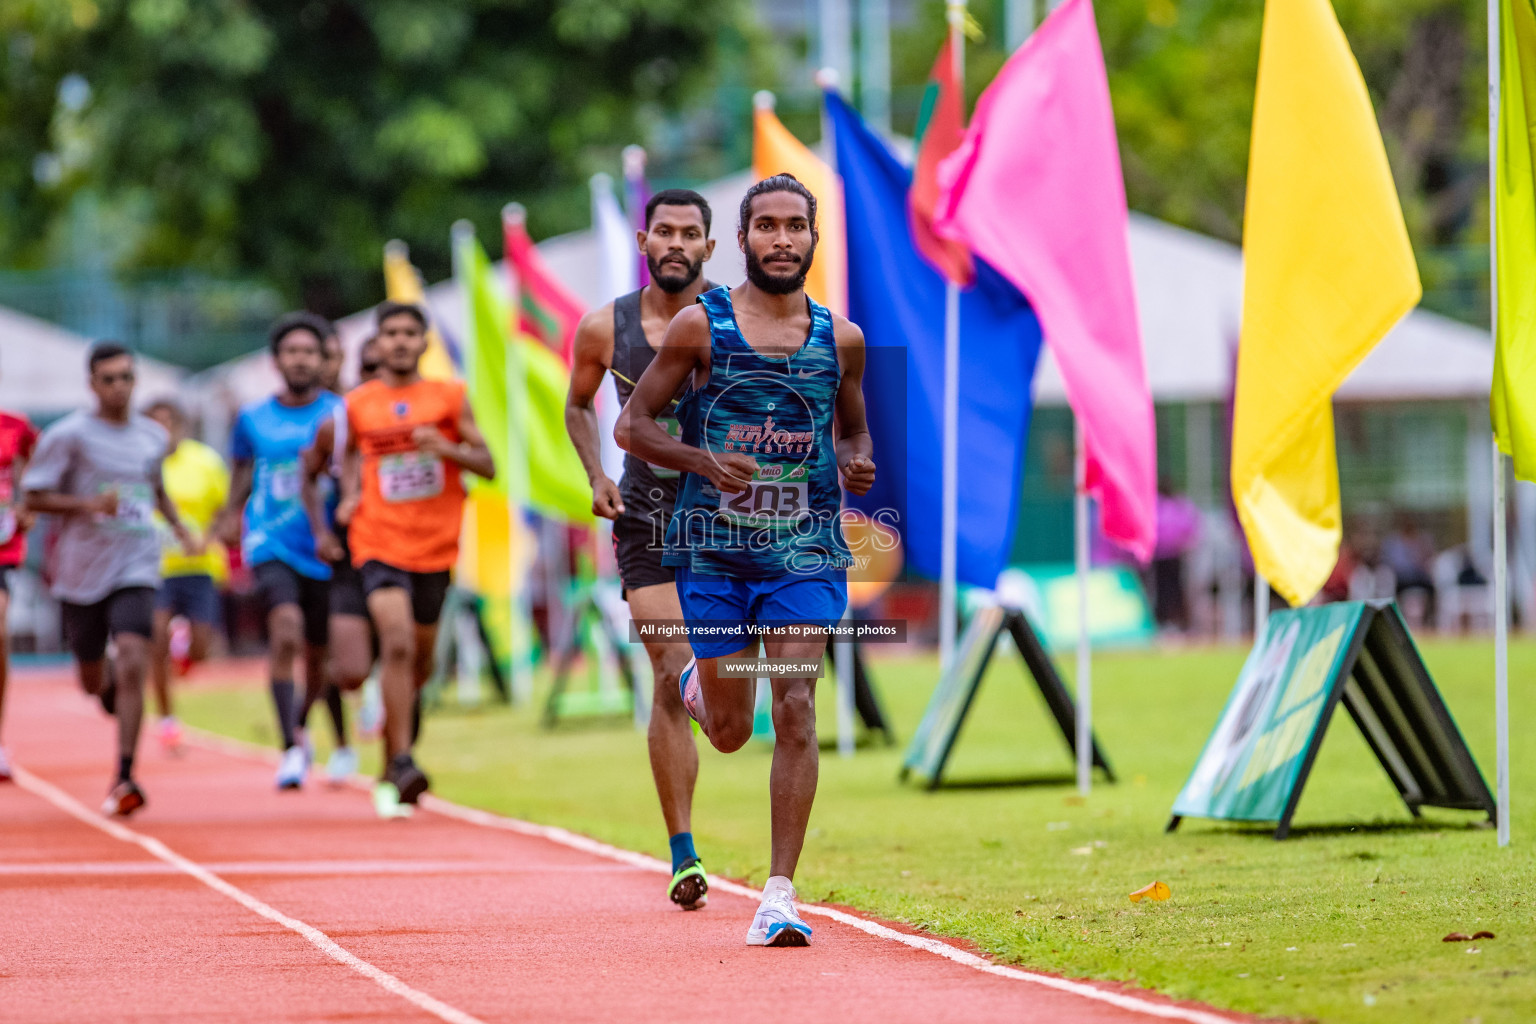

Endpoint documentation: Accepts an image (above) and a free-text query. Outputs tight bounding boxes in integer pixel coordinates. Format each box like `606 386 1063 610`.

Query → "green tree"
0 0 744 313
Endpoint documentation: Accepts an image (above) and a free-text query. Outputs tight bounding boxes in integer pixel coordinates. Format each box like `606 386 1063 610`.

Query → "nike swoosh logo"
796 369 822 378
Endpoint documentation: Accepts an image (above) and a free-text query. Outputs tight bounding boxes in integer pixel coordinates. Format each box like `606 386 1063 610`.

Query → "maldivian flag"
456 227 592 524
752 96 847 314
502 206 585 364
383 240 457 380
909 40 973 286
1231 0 1420 607
1493 0 1536 481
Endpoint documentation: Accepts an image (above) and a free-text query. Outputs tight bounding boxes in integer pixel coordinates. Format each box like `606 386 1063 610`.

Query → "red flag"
909 39 974 286
502 210 586 365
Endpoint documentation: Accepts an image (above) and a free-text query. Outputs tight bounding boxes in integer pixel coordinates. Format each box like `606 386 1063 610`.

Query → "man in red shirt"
0 404 40 781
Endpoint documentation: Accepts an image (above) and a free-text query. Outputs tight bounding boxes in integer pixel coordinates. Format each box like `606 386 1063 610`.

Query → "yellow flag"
1493 0 1536 481
1232 0 1421 607
751 101 847 314
383 240 457 381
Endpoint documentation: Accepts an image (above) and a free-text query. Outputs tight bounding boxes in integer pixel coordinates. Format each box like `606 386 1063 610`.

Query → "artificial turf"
174 636 1535 1023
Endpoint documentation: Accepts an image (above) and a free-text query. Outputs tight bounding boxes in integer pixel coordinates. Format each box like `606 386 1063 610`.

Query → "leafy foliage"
0 0 743 311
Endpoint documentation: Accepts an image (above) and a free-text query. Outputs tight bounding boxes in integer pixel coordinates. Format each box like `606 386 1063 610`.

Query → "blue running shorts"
674 566 848 660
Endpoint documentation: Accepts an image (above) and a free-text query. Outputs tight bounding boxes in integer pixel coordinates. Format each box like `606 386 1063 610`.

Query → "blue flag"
825 90 1043 588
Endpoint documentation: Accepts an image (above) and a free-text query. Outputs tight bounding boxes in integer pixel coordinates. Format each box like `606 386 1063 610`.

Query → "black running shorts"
254 560 330 647
62 587 156 662
612 504 674 598
359 560 451 626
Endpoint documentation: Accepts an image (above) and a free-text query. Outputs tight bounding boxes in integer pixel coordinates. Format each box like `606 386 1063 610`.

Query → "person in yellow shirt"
144 398 230 752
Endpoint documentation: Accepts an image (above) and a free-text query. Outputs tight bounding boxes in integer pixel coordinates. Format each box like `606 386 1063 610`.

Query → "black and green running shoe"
668 857 709 910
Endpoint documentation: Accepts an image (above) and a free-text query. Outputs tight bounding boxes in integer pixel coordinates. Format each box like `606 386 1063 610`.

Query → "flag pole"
1074 417 1092 795
1254 573 1270 639
1489 0 1511 848
939 0 966 678
496 205 537 705
817 67 858 760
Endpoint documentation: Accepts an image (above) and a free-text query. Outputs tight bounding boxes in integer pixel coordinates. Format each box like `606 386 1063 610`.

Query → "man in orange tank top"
322 302 494 813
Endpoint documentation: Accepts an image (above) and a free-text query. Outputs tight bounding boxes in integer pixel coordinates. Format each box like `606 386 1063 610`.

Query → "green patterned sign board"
901 605 1113 789
1170 601 1494 839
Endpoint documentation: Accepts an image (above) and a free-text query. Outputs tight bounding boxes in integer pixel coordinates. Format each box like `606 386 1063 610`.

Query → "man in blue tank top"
617 174 876 947
216 314 343 791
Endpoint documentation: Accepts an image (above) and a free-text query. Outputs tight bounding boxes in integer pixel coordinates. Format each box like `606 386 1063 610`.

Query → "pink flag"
934 0 1155 562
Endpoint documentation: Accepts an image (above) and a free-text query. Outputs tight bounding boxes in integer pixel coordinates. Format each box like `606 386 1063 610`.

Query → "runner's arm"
832 317 876 497
22 430 116 517
616 305 755 493
153 458 198 554
301 417 343 562
565 305 623 518
215 457 254 546
411 399 495 480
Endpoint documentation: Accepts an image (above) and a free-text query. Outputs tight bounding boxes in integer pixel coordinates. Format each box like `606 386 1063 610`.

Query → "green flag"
455 225 592 522
1493 0 1536 481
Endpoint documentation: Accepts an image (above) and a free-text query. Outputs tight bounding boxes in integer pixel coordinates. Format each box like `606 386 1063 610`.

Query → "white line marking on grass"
184 725 1247 1024
12 765 488 1024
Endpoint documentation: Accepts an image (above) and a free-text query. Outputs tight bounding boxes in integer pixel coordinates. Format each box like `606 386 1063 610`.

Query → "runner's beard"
745 243 816 296
648 253 704 294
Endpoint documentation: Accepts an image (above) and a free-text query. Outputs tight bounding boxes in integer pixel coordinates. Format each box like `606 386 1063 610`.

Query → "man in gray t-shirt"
23 343 194 817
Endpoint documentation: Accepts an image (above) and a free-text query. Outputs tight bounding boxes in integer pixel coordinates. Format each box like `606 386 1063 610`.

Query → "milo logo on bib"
717 463 810 527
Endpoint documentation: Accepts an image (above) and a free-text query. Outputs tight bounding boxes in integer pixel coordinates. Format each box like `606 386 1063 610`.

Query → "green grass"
175 637 1536 1023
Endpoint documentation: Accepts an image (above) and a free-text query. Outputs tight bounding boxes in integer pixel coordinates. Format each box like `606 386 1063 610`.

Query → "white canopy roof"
1029 214 1491 406
194 176 1492 413
0 304 183 419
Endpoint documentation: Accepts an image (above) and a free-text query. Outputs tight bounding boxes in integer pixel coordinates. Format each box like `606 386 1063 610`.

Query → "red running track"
1 665 1249 1024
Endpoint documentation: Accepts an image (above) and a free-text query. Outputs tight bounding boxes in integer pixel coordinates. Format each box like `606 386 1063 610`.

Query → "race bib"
646 417 683 480
717 465 809 527
269 460 302 503
379 452 445 503
108 482 155 531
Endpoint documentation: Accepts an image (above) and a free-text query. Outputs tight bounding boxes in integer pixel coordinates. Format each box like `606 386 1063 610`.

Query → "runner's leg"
693 646 758 752
628 583 698 836
327 614 373 691
266 601 302 750
105 588 156 789
367 586 416 763
149 606 174 719
762 629 827 882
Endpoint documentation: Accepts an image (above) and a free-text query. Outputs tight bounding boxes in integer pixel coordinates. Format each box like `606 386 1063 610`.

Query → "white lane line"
186 726 1246 1024
12 765 488 1024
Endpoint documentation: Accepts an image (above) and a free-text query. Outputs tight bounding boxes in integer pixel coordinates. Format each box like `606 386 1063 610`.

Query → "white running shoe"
0 745 12 782
678 658 704 724
326 746 358 784
275 744 308 789
746 880 812 947
358 678 383 738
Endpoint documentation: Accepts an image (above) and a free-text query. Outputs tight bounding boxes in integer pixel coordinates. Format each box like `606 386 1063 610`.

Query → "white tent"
0 304 183 419
1030 214 1491 406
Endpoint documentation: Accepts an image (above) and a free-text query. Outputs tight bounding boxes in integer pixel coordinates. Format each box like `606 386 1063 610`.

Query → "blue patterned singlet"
662 287 853 579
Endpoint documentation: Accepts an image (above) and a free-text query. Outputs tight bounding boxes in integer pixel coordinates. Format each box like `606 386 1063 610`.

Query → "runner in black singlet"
566 188 718 910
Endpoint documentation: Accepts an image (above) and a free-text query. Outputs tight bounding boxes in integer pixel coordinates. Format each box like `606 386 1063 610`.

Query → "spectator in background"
143 398 230 753
1346 518 1396 603
1150 480 1202 631
1382 512 1436 629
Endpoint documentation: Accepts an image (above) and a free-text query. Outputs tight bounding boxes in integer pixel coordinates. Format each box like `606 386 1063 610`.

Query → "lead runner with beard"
617 174 876 946
566 188 718 910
